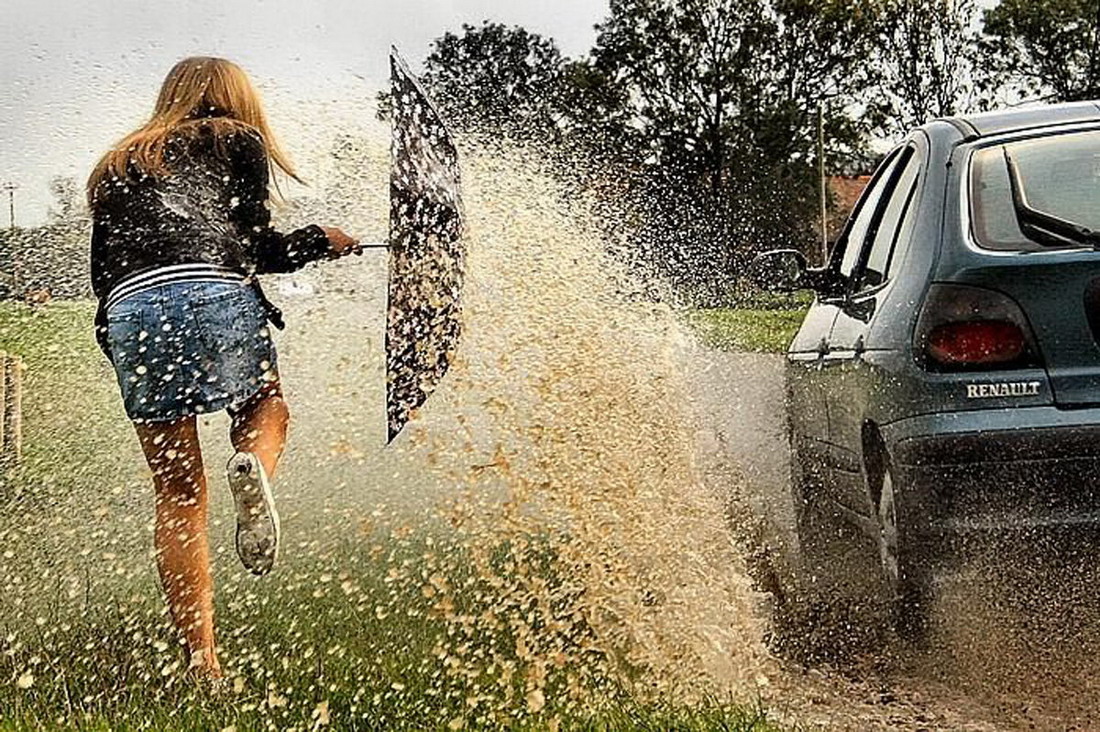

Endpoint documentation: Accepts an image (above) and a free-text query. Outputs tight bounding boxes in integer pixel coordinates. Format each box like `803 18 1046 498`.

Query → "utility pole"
817 106 828 265
0 183 16 230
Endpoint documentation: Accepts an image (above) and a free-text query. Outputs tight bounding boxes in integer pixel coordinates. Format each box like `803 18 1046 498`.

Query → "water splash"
390 145 772 706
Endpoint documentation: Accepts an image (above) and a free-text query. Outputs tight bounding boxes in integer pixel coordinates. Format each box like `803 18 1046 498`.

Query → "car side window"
834 148 904 281
885 163 923 282
858 148 921 291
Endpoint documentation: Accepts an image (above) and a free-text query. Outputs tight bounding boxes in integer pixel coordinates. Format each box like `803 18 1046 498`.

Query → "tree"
47 176 83 225
745 0 885 169
413 22 571 139
873 0 986 135
592 0 881 175
585 0 884 301
399 3 888 304
982 0 1100 102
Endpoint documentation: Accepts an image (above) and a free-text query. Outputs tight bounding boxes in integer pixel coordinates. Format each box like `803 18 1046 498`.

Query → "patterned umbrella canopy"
385 48 466 442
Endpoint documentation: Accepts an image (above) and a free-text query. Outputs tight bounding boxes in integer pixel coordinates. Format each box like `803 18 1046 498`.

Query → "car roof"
941 101 1100 139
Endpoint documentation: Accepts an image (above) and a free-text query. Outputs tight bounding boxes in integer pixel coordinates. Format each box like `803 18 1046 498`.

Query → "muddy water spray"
386 145 772 707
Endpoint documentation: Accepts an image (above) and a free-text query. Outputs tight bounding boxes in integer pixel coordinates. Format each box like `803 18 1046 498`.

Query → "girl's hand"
321 226 361 257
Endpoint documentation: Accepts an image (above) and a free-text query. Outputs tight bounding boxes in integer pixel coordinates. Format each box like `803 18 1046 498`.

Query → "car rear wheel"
877 468 900 596
873 459 931 641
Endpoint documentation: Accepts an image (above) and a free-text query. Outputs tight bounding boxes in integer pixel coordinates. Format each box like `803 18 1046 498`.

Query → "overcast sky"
0 0 608 225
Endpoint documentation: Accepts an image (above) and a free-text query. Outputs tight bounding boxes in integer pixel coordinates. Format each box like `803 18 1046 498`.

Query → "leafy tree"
873 0 986 135
398 2 898 303
47 176 84 225
591 0 881 175
746 0 885 169
585 0 884 302
409 22 571 139
981 0 1100 102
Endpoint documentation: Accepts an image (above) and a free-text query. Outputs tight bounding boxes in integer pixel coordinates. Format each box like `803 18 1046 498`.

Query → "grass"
0 536 779 730
0 300 781 731
0 300 128 498
686 308 807 354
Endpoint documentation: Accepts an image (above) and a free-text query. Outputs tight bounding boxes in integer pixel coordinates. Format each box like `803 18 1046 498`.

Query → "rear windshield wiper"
1004 148 1100 249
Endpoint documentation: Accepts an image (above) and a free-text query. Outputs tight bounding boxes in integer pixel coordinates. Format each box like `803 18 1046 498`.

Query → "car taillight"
927 320 1025 365
915 284 1040 371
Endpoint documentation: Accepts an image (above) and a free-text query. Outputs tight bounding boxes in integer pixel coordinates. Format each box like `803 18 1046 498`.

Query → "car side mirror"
748 249 813 292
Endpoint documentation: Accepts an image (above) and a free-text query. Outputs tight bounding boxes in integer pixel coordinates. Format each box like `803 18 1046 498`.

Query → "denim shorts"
105 280 279 423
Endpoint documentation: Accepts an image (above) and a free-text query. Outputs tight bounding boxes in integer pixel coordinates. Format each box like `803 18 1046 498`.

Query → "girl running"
87 56 359 679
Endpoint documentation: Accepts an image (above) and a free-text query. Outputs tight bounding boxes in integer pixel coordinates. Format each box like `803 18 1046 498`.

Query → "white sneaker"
226 452 280 576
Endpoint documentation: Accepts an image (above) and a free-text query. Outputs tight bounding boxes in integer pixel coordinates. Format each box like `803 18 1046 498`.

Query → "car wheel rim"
878 468 900 595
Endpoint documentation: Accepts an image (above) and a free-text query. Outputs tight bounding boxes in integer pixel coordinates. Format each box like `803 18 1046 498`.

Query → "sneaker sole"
226 452 280 576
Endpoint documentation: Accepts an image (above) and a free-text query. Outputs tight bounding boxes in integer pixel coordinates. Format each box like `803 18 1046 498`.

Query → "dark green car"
756 102 1100 632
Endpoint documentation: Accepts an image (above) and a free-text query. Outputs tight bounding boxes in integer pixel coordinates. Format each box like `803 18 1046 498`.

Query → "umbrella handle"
328 241 388 259
342 241 389 256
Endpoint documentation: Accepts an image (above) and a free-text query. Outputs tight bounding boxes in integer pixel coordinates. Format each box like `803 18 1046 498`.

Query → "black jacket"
90 124 329 356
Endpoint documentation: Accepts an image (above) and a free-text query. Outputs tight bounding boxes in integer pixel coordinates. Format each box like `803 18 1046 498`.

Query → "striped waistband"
104 263 248 313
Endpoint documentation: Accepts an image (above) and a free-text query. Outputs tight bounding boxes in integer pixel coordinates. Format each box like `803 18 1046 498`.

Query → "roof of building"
827 175 871 215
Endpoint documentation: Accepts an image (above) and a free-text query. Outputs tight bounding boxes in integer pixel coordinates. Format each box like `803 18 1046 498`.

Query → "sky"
0 0 608 226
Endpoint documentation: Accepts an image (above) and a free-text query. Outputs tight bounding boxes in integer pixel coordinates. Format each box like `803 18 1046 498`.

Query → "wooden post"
818 105 829 266
0 353 22 470
0 353 6 461
4 355 21 466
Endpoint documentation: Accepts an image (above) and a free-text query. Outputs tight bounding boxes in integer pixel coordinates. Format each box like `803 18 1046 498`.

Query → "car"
752 101 1100 635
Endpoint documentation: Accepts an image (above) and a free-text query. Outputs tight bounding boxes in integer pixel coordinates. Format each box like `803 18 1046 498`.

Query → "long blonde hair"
87 56 298 205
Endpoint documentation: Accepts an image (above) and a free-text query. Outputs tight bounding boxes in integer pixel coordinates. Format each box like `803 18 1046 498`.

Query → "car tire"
872 456 932 641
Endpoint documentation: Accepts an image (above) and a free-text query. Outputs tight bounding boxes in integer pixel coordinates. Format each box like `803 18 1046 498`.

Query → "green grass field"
0 300 782 730
0 301 131 498
686 308 807 354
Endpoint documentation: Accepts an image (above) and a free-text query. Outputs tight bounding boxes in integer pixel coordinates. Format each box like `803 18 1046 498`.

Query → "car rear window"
970 130 1100 251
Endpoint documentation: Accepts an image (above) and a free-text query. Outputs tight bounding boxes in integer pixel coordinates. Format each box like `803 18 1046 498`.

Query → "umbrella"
385 47 466 442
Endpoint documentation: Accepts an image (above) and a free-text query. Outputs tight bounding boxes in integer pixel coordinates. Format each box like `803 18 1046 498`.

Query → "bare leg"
229 380 289 479
134 416 221 679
